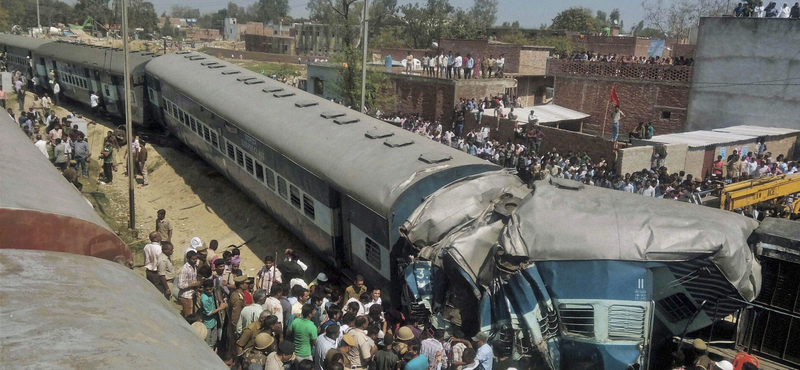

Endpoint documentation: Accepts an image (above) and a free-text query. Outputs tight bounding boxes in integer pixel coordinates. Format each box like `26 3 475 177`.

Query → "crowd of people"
559 51 695 66
142 219 517 370
6 68 149 190
733 1 800 17
402 51 507 79
376 99 798 220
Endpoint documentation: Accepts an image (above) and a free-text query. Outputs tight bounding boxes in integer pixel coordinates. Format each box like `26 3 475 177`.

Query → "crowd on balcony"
734 1 800 17
556 51 694 66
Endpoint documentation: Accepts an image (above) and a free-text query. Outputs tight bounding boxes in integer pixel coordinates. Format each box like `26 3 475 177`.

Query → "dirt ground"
26 93 317 284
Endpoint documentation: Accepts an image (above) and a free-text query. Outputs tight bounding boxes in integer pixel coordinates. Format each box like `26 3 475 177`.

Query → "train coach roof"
35 41 155 74
0 114 115 233
146 52 498 216
0 33 52 50
0 249 230 369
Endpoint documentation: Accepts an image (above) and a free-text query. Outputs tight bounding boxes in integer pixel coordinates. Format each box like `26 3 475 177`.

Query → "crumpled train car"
400 172 761 370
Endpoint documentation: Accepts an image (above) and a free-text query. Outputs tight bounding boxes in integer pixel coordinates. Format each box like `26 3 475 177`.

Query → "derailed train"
0 35 765 370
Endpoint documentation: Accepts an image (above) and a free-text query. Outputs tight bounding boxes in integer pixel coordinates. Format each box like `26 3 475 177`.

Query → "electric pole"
121 0 136 230
360 0 369 113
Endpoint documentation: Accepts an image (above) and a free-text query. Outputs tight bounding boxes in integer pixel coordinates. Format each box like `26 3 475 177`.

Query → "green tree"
255 0 290 24
368 0 397 37
498 31 529 45
160 15 174 36
128 0 158 33
596 10 607 22
550 7 602 33
170 5 200 19
534 35 579 55
609 8 620 23
0 5 8 31
74 0 112 25
469 0 498 31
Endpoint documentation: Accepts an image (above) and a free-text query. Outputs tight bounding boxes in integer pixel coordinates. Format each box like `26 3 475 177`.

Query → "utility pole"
360 0 369 113
36 0 41 33
121 0 136 230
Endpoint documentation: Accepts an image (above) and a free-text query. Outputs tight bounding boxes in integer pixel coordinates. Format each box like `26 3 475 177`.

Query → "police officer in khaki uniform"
244 333 276 369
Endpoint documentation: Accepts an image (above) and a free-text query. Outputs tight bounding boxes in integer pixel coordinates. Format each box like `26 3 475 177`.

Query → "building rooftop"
712 125 800 137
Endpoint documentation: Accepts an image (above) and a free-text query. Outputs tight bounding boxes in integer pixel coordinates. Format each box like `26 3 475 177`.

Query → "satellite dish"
613 20 619 25
431 42 438 48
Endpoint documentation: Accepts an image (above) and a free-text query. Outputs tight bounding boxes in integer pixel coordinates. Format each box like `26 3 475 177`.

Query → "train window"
289 185 301 209
187 116 194 127
210 132 219 149
104 85 110 97
235 147 244 167
129 91 136 105
365 238 382 270
180 110 186 124
277 177 288 199
203 126 211 142
255 163 264 181
265 169 276 190
303 195 315 219
226 142 235 159
245 155 254 175
190 118 198 133
559 304 595 338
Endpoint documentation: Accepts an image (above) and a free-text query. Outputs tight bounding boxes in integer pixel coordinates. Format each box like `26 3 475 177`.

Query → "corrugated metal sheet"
712 125 800 137
644 130 755 148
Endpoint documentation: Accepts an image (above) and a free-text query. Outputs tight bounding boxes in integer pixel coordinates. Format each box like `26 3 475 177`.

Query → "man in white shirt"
641 181 656 197
438 53 447 79
238 289 267 335
496 54 505 77
143 231 163 289
52 82 61 105
453 53 463 79
779 3 791 16
90 91 99 116
528 110 539 125
34 135 48 158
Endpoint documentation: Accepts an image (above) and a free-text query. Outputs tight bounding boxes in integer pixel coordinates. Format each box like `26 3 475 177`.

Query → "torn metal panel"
501 178 761 301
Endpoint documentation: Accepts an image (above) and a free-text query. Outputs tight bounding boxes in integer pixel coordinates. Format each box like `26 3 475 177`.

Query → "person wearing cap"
244 332 276 370
185 236 204 265
326 334 356 369
344 275 367 303
472 332 492 370
308 271 329 296
288 303 319 362
187 313 208 340
238 289 267 335
266 341 296 370
177 250 201 317
239 314 281 356
201 279 229 349
155 209 173 243
713 360 733 370
315 324 341 370
692 338 714 370
228 275 250 333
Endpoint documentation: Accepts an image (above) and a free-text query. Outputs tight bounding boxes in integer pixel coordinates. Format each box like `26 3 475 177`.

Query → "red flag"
610 84 620 107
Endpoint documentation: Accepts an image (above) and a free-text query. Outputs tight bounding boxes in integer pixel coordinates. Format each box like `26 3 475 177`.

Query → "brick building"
548 60 692 137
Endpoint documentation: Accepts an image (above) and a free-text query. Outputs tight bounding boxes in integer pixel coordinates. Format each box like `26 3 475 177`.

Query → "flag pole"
602 98 610 138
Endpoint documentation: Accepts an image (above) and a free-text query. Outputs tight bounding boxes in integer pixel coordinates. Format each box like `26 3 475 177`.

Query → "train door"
87 67 99 94
330 189 351 270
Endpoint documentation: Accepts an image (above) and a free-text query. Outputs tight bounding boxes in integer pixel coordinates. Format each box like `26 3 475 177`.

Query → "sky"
148 0 651 30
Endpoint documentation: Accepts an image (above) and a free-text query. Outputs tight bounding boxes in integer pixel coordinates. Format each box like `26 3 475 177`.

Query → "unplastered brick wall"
552 76 689 136
391 74 456 122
